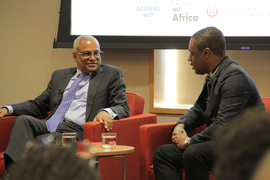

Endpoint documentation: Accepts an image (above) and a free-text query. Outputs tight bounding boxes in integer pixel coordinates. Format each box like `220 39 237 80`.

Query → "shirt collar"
75 69 91 78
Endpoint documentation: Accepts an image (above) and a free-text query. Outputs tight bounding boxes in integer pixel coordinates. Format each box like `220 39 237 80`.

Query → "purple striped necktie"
46 72 88 132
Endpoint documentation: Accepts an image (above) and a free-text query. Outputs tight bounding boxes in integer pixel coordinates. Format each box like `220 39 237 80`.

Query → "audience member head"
72 35 102 73
8 143 99 180
213 107 270 180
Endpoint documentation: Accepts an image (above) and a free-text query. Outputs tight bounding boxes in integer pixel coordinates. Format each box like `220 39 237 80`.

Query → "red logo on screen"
207 6 218 18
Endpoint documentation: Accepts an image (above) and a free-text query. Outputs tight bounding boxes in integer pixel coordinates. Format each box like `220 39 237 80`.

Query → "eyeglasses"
77 51 103 59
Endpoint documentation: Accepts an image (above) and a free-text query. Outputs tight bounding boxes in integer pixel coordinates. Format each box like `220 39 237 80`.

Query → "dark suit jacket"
174 56 265 144
11 64 129 122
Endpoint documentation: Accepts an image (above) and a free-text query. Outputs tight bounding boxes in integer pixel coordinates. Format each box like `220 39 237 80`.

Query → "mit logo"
207 6 218 18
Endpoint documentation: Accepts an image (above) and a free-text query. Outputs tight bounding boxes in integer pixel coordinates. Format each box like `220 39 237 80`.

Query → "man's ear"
72 52 78 62
204 48 210 58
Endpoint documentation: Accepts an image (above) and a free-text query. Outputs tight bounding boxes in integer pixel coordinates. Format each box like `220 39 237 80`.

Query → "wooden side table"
91 145 135 180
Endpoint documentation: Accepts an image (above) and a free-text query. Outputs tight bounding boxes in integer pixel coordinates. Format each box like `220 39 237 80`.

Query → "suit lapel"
85 67 104 122
204 56 233 120
58 68 77 97
49 68 76 117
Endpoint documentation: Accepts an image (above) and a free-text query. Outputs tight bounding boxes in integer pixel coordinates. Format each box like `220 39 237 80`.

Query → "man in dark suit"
0 35 129 177
152 27 265 180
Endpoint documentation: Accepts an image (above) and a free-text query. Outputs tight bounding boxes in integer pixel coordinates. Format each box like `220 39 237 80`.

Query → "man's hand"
173 123 185 133
93 111 113 131
0 108 8 118
172 124 189 149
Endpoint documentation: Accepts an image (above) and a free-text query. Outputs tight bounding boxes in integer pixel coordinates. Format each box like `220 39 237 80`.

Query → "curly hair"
8 144 99 180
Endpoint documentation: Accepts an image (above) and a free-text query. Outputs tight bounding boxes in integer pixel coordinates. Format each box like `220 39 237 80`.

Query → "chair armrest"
83 113 157 143
139 122 207 180
83 121 103 142
0 116 17 152
139 122 175 173
83 113 157 180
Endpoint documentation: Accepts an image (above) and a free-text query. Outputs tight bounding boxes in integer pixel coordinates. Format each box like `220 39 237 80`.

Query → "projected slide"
71 0 270 37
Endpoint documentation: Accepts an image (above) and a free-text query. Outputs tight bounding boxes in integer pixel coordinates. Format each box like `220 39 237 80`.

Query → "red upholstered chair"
139 98 270 180
0 112 50 178
139 123 214 180
0 93 157 180
83 93 157 180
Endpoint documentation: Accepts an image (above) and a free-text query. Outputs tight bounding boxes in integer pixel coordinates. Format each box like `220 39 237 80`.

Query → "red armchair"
139 98 270 180
0 93 157 180
139 123 213 180
83 93 157 180
0 112 50 178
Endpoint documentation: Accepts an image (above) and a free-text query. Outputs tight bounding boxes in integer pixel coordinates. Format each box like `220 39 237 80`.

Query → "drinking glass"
62 132 76 148
102 132 116 150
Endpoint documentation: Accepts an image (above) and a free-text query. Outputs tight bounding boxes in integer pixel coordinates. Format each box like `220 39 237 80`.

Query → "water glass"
62 132 76 148
102 132 117 150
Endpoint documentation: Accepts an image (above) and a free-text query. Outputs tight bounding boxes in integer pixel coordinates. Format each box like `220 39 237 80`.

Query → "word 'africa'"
173 13 198 21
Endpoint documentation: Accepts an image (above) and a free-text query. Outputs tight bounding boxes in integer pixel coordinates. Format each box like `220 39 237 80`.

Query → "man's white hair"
73 35 98 52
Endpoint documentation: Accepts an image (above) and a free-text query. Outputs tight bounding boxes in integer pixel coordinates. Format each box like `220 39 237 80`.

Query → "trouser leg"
4 115 48 169
4 115 84 170
152 144 184 180
183 141 214 180
36 121 83 144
